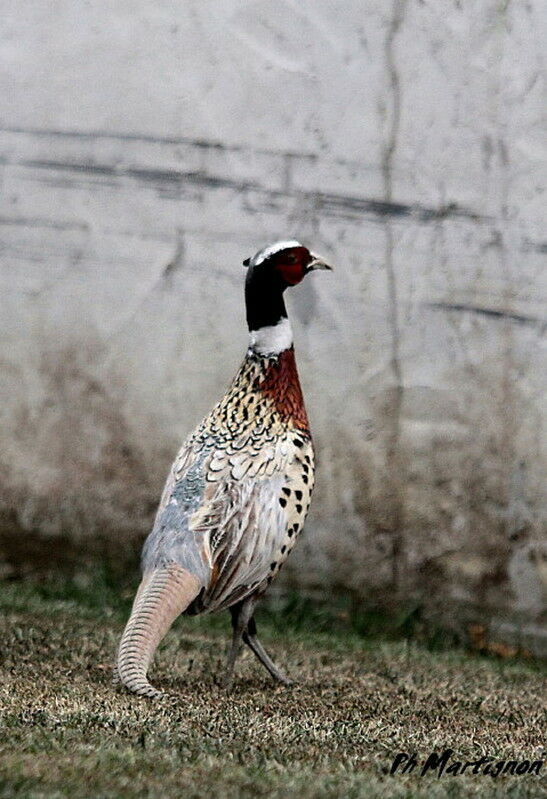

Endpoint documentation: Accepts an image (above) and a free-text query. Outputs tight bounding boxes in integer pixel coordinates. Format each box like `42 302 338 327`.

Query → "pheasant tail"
116 565 201 698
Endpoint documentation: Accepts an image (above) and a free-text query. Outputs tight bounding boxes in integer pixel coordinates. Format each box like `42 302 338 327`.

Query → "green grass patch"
0 574 545 798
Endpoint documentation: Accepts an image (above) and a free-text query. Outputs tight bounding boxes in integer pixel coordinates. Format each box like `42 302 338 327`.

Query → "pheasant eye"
285 254 297 264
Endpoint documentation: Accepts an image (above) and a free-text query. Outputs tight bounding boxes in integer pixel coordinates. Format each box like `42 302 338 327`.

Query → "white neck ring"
249 317 293 356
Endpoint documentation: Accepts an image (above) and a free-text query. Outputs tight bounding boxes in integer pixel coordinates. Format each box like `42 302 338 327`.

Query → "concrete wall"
1 1 545 642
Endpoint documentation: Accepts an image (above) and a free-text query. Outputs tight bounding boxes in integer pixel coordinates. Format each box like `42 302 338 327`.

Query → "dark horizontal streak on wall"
0 125 316 161
427 302 545 328
314 194 484 223
16 158 487 226
522 239 547 254
0 215 89 232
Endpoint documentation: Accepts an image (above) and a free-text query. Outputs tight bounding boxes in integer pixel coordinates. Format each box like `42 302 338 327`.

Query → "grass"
0 571 545 798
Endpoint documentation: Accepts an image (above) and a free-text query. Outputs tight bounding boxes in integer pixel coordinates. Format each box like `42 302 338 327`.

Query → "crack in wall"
381 0 407 596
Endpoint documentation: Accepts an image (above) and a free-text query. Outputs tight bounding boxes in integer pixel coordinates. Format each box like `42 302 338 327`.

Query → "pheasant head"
243 240 333 355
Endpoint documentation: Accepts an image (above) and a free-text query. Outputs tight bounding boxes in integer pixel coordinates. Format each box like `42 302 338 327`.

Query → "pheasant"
116 240 332 698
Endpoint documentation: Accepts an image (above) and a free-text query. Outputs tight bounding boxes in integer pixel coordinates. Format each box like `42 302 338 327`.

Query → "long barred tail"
116 564 201 699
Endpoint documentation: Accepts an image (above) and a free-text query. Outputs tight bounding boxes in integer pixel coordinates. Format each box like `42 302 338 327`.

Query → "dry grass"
0 574 545 798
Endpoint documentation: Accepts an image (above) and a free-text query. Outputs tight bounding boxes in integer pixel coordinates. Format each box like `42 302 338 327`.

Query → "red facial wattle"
278 262 306 285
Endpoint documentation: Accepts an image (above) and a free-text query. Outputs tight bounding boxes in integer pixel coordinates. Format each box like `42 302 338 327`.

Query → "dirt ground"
0 573 545 798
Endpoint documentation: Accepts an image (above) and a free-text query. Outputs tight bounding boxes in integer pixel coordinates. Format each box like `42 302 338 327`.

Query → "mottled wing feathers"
190 473 286 612
142 447 213 585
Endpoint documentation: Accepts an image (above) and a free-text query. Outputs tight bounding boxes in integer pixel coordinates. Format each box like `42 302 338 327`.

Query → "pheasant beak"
307 253 334 272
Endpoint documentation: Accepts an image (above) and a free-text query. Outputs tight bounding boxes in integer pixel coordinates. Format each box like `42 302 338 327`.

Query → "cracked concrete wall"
1 1 546 639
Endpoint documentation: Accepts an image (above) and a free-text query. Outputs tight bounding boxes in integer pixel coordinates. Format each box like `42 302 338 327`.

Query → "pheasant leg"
243 616 293 685
222 598 256 689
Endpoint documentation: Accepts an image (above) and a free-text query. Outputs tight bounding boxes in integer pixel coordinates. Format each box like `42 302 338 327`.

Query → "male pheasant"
116 240 332 698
